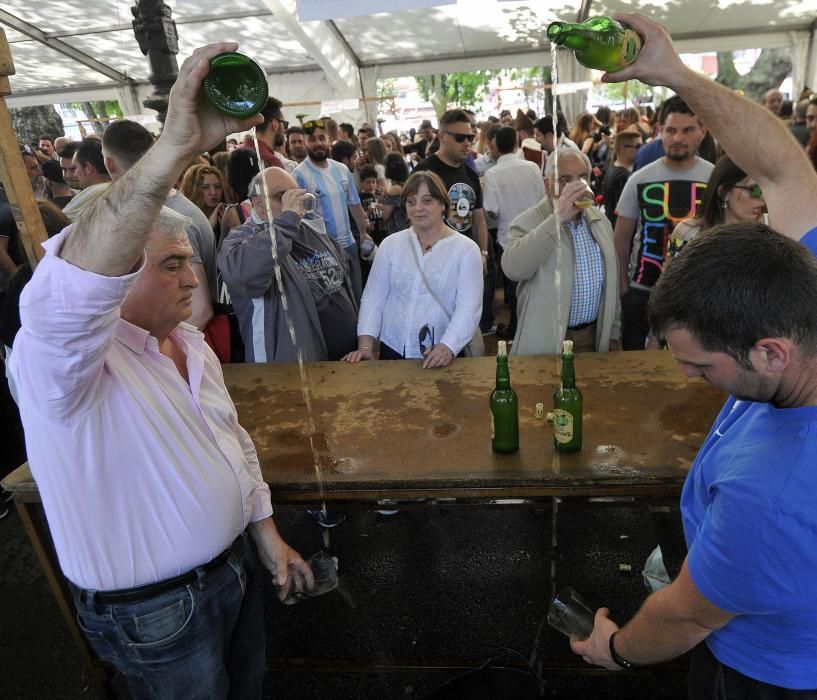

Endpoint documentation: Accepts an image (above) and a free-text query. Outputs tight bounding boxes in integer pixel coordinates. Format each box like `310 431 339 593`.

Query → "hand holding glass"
547 586 595 640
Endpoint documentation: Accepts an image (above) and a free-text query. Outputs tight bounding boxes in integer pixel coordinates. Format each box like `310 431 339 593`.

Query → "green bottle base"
554 442 582 453
492 443 519 454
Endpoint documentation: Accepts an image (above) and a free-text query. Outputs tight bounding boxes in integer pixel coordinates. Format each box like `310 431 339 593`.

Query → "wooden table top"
3 351 725 501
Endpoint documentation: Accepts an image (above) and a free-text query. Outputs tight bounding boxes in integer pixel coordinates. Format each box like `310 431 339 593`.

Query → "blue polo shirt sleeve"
801 225 817 255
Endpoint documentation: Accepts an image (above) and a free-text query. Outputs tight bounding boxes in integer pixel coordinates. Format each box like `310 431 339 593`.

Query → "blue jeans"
71 533 265 699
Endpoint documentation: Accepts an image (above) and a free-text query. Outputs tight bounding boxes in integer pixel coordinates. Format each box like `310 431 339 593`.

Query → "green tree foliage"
66 100 123 134
416 71 495 119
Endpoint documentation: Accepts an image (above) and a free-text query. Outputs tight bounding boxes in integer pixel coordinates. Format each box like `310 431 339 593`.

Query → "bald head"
762 89 783 115
249 167 298 220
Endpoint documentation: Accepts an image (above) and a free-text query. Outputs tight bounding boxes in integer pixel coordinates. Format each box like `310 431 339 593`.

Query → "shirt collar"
115 319 202 355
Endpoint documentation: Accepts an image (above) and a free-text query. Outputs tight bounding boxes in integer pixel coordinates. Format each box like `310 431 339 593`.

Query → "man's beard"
308 148 328 162
666 145 690 161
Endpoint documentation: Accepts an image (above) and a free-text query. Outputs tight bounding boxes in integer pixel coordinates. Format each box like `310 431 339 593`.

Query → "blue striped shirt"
566 216 604 327
293 159 360 248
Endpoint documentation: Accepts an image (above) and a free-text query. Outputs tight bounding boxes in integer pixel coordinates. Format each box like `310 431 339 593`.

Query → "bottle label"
553 409 574 444
620 28 643 66
490 413 495 440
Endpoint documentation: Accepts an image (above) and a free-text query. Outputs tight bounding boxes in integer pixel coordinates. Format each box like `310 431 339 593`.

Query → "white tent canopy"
2 0 817 126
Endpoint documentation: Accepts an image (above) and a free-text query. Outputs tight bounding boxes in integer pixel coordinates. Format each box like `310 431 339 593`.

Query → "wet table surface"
4 351 725 501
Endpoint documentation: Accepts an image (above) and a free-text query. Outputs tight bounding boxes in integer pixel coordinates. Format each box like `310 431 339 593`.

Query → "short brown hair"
400 171 451 215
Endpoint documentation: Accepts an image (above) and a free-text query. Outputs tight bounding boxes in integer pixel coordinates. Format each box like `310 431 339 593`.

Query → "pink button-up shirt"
9 232 273 590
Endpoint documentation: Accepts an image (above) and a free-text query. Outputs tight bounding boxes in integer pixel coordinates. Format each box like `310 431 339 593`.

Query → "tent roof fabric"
3 0 817 101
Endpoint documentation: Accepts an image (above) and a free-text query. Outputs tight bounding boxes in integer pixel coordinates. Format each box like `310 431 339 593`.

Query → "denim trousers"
71 533 265 700
688 643 817 699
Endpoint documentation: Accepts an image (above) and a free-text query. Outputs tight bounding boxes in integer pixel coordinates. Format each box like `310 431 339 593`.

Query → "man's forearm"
473 209 488 252
666 69 805 187
60 144 187 277
351 204 368 241
614 583 715 665
613 219 635 295
0 244 17 277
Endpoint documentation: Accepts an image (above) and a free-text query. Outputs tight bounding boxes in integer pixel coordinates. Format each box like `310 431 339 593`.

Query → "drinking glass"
547 586 595 640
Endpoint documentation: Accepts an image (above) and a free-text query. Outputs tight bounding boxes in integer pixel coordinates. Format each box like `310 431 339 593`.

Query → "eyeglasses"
443 130 475 144
732 184 763 199
302 119 325 133
274 116 290 130
419 324 435 355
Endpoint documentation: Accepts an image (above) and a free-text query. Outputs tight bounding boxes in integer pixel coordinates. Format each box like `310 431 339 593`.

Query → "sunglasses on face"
443 130 475 144
302 119 325 133
274 116 290 130
732 184 763 199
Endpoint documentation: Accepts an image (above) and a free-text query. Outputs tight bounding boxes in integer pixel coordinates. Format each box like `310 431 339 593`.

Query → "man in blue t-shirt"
572 15 817 697
293 119 371 301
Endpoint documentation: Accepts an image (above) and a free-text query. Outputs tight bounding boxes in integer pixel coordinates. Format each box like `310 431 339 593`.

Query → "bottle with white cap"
490 340 519 454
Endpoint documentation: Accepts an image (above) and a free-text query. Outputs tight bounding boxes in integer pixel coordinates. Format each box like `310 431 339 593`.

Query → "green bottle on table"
202 52 269 119
547 16 643 73
490 340 519 454
552 340 583 453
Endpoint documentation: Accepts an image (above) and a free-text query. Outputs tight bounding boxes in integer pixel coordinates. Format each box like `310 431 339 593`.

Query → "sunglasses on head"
732 184 763 199
443 130 475 144
302 119 325 133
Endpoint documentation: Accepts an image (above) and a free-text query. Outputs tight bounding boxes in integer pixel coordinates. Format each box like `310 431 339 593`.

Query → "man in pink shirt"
8 42 312 698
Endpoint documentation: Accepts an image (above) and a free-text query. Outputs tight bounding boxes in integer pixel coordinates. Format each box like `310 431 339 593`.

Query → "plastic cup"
279 551 338 605
301 192 317 214
547 586 595 640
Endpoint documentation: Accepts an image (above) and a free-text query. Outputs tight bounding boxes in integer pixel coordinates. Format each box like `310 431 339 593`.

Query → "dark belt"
77 534 242 605
568 320 596 331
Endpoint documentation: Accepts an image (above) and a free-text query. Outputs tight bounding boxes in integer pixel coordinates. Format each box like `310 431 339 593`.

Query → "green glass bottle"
547 16 642 73
202 52 269 119
552 340 583 453
490 340 519 454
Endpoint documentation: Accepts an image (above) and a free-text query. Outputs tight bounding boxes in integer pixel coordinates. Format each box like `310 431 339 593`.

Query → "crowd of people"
1 13 817 699
7 79 812 373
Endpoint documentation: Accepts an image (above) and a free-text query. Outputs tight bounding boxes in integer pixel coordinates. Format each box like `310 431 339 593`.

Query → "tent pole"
0 28 48 269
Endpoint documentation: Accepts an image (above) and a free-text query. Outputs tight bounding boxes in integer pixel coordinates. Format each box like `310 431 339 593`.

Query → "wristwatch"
609 631 639 670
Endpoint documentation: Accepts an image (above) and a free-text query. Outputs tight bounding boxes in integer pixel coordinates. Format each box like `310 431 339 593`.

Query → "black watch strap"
609 631 639 670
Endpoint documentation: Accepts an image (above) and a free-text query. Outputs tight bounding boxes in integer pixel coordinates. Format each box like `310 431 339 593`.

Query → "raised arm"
606 14 817 240
59 42 263 276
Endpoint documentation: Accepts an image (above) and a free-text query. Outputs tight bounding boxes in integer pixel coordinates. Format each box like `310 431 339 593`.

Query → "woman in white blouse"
342 171 483 368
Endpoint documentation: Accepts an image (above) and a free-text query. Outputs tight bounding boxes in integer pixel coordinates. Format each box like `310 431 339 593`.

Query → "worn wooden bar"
222 350 724 500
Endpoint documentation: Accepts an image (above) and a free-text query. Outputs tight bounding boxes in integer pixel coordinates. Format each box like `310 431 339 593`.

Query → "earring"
721 198 728 210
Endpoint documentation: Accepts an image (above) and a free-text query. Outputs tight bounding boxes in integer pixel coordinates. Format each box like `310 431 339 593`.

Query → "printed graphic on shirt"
633 179 707 288
447 182 477 233
294 250 345 303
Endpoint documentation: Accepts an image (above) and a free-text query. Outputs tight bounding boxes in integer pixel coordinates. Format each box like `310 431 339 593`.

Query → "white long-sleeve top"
357 227 482 358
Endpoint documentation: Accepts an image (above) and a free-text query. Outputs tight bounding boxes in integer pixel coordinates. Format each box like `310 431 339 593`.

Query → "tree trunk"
716 48 792 102
80 102 104 134
8 104 65 145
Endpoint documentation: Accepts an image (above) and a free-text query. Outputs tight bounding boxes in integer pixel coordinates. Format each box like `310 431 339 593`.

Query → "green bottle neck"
496 356 511 389
560 355 575 389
